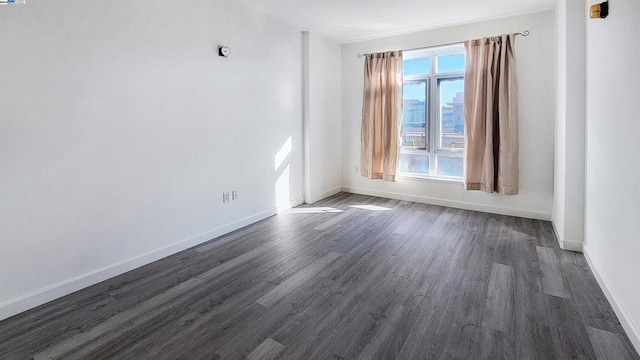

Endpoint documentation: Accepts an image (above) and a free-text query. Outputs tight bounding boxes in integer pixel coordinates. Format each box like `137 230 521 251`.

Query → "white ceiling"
233 0 556 44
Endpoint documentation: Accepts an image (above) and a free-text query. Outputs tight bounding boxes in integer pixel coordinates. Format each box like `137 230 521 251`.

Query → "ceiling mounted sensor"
218 46 230 58
590 1 608 18
0 0 26 4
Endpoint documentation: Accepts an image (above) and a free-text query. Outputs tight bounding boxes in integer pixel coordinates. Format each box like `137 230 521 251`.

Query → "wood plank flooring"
0 192 638 359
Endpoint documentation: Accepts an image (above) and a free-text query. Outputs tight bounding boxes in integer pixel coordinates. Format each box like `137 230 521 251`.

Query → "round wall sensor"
218 45 230 57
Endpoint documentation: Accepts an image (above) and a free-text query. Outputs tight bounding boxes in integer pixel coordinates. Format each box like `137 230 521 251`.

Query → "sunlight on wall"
275 136 292 171
275 136 292 212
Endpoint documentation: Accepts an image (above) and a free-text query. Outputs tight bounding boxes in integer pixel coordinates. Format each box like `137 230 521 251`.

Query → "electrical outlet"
223 192 230 203
355 165 359 173
232 190 238 200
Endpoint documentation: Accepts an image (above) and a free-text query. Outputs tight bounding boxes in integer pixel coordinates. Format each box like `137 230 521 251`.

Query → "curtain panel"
360 51 403 182
464 34 519 195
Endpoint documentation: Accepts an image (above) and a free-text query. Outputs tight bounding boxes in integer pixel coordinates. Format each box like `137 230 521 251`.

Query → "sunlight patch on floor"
349 204 393 211
285 207 343 214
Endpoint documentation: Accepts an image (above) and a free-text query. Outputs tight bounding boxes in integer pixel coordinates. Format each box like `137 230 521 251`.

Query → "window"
399 45 465 179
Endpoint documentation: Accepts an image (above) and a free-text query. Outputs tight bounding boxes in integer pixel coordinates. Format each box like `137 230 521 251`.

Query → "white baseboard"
560 238 583 252
305 186 342 204
550 219 584 252
341 186 551 221
583 244 640 354
277 197 304 212
0 208 278 322
290 197 304 208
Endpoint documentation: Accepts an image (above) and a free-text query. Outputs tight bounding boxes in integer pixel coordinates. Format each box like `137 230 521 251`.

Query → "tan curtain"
464 34 519 195
360 51 403 182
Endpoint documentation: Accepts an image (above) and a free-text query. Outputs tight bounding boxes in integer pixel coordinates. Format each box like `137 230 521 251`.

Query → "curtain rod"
356 30 530 58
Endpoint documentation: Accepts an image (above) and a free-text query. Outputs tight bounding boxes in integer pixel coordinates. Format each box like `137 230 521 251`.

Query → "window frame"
400 44 465 180
401 79 429 151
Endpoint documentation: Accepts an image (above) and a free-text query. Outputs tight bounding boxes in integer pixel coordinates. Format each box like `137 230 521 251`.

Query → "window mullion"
424 78 429 153
429 55 437 176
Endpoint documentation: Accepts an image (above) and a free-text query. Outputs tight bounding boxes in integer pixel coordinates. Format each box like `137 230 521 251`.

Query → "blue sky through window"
403 54 465 104
437 54 465 73
439 79 463 106
404 78 462 105
403 57 430 76
404 82 426 101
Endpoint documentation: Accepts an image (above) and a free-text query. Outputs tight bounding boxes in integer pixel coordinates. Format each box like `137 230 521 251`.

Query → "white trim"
583 244 640 354
0 207 278 321
397 173 463 185
551 218 584 252
305 186 342 204
302 31 312 204
277 197 304 213
341 186 551 221
290 197 304 208
560 238 583 252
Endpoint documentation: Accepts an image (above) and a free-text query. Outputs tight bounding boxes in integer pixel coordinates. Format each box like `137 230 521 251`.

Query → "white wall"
553 0 586 251
303 33 342 203
0 0 303 320
554 0 567 246
584 0 640 351
341 11 555 220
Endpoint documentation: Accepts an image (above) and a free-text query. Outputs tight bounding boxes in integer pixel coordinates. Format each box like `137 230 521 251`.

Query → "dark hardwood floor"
1 193 638 359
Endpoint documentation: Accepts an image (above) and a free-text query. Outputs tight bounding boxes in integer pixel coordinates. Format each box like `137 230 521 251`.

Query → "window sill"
397 173 464 185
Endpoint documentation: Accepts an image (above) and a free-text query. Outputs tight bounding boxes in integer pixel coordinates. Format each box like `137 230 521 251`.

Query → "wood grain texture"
245 338 286 360
0 192 637 360
587 326 639 360
537 245 573 299
546 295 598 359
256 252 340 307
483 263 515 333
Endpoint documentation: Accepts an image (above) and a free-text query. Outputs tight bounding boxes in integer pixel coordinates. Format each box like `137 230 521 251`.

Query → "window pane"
437 156 463 177
402 82 427 150
399 154 430 175
439 78 464 150
403 57 431 76
437 53 465 73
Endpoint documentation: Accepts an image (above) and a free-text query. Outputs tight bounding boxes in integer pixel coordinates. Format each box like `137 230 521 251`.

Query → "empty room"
0 0 638 359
